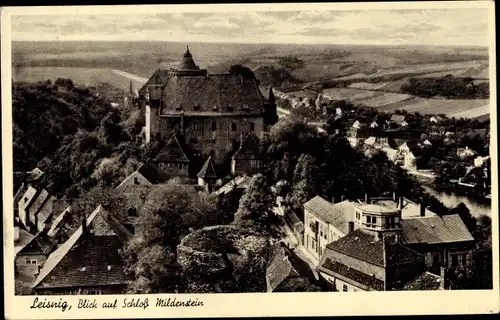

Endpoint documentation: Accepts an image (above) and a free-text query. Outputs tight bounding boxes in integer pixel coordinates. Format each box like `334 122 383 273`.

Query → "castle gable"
154 134 190 163
233 132 261 160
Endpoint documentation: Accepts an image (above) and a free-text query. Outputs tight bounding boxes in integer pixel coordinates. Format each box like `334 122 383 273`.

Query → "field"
14 67 144 92
11 41 490 119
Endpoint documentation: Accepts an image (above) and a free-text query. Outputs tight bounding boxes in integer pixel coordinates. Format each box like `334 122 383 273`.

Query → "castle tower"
179 45 199 70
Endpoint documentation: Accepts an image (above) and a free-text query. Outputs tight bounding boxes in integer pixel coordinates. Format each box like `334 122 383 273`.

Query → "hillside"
13 80 144 198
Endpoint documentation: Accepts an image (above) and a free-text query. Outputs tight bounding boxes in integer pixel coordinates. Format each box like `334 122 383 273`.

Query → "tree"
233 174 281 237
122 183 220 293
91 157 123 187
448 203 476 233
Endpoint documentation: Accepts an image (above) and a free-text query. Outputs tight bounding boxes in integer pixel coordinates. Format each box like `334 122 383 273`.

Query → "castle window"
134 177 139 185
343 284 348 292
231 122 237 131
212 105 218 111
176 105 182 111
193 121 200 131
250 122 255 131
228 106 234 111
211 121 216 131
190 137 198 144
210 150 215 157
193 103 200 111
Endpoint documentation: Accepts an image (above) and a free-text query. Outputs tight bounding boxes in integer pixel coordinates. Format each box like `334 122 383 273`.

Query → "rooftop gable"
19 186 38 211
232 132 261 160
153 134 190 163
197 156 219 180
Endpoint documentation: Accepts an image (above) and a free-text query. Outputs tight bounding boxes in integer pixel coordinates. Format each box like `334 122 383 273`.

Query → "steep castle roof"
197 156 219 180
140 47 264 114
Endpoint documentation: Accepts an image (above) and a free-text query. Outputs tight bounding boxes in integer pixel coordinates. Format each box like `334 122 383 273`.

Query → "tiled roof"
161 73 263 113
33 204 134 289
319 258 385 291
33 205 103 288
304 196 357 234
197 156 219 180
139 69 170 94
232 132 261 160
18 231 56 256
402 271 444 291
266 243 294 292
400 214 475 244
153 134 190 163
325 229 422 267
34 236 132 289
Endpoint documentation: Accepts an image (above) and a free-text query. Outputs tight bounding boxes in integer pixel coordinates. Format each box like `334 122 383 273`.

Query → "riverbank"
422 184 491 218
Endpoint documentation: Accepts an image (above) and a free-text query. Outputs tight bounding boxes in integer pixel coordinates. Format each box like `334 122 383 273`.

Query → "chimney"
331 196 336 204
392 191 397 202
341 195 345 202
399 196 404 209
81 216 87 235
419 202 425 217
440 267 446 290
348 221 354 234
364 193 369 204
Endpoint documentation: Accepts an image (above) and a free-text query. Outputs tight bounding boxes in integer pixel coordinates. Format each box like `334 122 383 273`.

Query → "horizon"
9 8 490 47
11 39 489 50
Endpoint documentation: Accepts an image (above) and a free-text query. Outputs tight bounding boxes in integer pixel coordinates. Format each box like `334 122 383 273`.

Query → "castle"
139 46 277 182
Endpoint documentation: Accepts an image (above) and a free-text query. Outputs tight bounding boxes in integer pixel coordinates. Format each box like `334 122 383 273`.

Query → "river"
422 185 492 217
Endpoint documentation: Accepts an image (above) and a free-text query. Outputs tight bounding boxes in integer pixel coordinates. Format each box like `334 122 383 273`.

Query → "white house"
303 196 358 261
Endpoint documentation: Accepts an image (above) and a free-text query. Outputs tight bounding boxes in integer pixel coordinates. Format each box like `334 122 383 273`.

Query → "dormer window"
193 103 200 111
175 105 182 111
212 105 218 111
242 104 249 111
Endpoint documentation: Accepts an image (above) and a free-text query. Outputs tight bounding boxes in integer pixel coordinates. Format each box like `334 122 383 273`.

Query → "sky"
10 7 490 46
